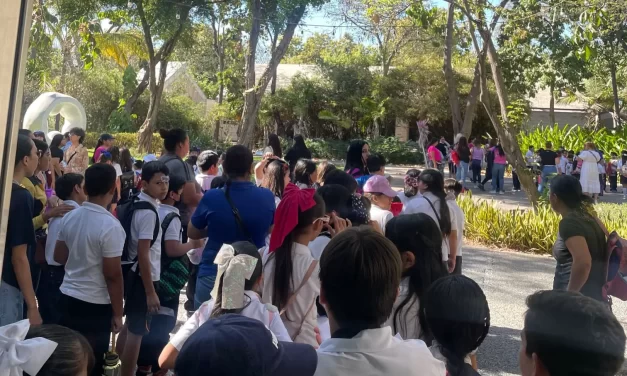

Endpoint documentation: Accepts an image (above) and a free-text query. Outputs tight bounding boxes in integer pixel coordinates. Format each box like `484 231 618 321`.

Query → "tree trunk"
125 62 150 114
443 3 463 136
611 62 621 128
213 58 226 141
138 60 167 152
239 4 307 147
461 58 483 137
549 82 556 126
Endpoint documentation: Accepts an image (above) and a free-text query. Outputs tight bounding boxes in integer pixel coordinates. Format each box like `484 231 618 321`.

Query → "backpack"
116 193 160 263
155 212 190 303
604 231 627 301
119 171 137 205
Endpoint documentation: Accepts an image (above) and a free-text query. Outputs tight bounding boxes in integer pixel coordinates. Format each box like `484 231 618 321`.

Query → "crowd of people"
0 130 626 376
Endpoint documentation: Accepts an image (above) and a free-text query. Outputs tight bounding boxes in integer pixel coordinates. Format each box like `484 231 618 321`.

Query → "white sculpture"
23 92 86 143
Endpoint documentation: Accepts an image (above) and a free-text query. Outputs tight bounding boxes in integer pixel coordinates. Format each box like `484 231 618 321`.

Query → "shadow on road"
477 326 522 376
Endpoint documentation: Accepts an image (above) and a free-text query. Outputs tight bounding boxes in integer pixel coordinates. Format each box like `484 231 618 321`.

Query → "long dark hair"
456 137 469 154
210 241 263 318
419 169 452 236
495 144 505 157
119 147 133 173
293 159 317 186
385 214 448 337
404 169 421 198
268 133 283 158
262 160 289 199
50 134 64 150
421 275 490 376
550 175 594 213
344 140 369 175
268 194 325 311
317 161 336 185
109 146 120 164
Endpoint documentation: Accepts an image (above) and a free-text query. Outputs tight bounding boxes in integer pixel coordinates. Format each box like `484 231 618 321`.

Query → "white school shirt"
385 277 421 340
402 191 457 262
195 173 215 192
170 291 291 350
447 197 464 257
158 204 182 243
130 192 162 282
58 203 126 304
397 191 421 206
314 327 446 376
309 235 331 260
262 243 320 347
113 162 123 177
370 205 394 234
45 200 80 266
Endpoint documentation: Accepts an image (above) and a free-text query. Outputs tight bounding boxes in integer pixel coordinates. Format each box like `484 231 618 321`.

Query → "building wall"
526 109 589 129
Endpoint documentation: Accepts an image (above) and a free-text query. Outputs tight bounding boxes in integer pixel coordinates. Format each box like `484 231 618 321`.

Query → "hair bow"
269 183 316 253
211 244 259 310
404 176 420 188
0 320 57 376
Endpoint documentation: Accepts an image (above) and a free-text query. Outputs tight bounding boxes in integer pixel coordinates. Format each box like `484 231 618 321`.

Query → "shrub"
294 137 423 164
458 194 627 254
84 132 163 153
519 124 627 155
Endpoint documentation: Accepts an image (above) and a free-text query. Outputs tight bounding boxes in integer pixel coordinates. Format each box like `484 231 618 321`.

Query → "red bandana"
269 183 316 253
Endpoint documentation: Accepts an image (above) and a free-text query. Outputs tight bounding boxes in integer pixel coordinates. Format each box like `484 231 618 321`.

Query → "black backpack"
155 212 190 302
119 171 137 205
117 193 160 263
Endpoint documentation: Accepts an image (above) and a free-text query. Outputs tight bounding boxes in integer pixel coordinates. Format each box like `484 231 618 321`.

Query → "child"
195 150 219 192
40 173 87 325
444 179 465 274
97 150 113 164
54 164 125 376
608 153 618 192
117 161 170 376
135 175 204 375
159 241 291 370
293 159 318 189
384 214 448 340
397 169 421 205
364 175 397 234
309 184 352 260
315 227 446 376
422 275 490 376
262 183 326 346
618 151 627 199
261 159 290 207
356 153 387 190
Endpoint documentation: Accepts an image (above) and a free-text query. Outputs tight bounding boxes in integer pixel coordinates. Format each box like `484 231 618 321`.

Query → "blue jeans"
194 274 217 309
0 281 23 326
492 164 506 192
539 166 557 193
456 161 469 186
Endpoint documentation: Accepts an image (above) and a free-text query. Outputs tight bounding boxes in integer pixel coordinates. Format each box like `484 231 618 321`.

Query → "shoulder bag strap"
424 196 450 248
279 260 318 316
223 185 253 242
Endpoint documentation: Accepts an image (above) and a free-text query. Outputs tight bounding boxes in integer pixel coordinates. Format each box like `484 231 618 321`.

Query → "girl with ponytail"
384 214 448 339
422 275 490 376
402 169 459 273
262 184 326 346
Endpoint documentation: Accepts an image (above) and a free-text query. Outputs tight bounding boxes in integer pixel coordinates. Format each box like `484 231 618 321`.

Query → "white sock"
623 188 626 196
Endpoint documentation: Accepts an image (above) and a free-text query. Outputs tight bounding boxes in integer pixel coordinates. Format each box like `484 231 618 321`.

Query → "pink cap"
363 175 398 198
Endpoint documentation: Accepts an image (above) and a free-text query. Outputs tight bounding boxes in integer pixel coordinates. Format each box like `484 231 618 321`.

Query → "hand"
324 213 350 238
27 308 42 326
43 204 75 221
447 258 456 273
111 315 123 333
314 326 322 348
368 220 383 235
47 195 61 207
147 292 160 314
190 238 206 249
263 152 275 161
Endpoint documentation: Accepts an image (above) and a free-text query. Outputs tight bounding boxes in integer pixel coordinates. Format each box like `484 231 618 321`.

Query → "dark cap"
175 314 318 376
100 133 115 141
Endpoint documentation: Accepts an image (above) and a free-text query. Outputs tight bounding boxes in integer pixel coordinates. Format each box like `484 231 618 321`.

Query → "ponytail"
419 169 451 236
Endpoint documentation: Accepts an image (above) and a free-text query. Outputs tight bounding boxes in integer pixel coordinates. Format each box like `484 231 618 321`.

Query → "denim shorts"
0 280 23 326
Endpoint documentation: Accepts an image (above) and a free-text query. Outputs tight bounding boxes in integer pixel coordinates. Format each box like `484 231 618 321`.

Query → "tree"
238 0 329 148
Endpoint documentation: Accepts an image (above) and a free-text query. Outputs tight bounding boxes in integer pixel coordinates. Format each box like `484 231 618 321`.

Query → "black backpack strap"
132 201 160 247
222 184 253 242
161 212 182 265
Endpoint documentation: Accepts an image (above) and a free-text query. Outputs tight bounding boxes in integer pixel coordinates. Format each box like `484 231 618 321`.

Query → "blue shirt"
62 141 72 152
192 181 275 278
356 175 372 190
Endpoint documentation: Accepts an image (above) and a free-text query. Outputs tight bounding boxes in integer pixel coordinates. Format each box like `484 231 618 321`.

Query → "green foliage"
518 124 627 155
301 137 423 164
83 132 163 152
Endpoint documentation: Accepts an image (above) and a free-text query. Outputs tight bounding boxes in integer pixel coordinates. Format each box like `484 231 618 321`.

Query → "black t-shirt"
285 147 312 172
539 150 558 166
552 214 607 301
436 143 448 157
456 146 471 163
50 146 64 161
2 184 36 289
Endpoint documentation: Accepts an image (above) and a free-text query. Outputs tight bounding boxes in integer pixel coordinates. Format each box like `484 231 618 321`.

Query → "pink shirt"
428 146 442 162
492 147 507 164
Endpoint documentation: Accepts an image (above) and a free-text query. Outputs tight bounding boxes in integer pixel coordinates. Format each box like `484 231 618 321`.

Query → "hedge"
518 124 627 156
84 132 163 152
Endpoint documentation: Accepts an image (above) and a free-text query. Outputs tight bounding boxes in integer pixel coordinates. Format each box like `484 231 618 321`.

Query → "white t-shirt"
262 243 320 346
370 205 394 234
397 191 421 206
402 191 457 262
309 235 331 260
525 150 535 165
447 197 464 257
45 200 80 266
195 173 215 192
314 327 446 376
385 277 421 340
170 291 291 350
130 192 162 282
558 157 568 174
113 162 123 177
158 204 182 252
58 203 126 304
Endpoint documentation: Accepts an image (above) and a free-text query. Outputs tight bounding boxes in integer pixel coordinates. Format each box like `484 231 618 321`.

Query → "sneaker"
499 191 505 195
490 190 497 194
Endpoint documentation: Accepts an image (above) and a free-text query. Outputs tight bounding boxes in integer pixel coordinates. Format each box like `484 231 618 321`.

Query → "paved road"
175 246 627 375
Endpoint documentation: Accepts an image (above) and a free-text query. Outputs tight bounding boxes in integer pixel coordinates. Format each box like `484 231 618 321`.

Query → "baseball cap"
363 175 398 198
100 133 115 141
175 314 318 376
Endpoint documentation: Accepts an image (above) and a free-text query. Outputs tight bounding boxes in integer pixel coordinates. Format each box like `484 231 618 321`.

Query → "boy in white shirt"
315 227 446 376
54 164 126 376
118 161 170 376
195 150 219 192
444 179 465 274
39 173 87 325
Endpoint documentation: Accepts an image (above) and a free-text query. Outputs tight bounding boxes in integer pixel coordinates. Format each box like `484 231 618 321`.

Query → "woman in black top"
455 137 471 188
49 134 65 182
549 175 608 302
284 135 311 173
538 141 559 193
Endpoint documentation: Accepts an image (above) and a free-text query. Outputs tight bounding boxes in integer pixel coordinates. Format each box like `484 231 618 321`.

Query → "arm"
158 343 179 370
187 221 207 240
160 302 208 369
188 195 210 240
137 239 159 312
103 256 124 333
182 181 202 207
12 245 41 325
165 239 202 258
447 230 458 273
53 240 70 265
565 236 592 292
